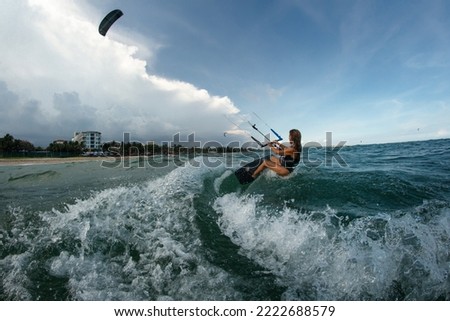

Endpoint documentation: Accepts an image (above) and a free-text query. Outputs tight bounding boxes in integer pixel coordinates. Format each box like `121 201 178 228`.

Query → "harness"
279 155 300 172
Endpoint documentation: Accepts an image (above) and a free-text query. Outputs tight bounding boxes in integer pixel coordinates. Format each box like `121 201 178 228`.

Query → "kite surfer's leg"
251 160 269 178
252 156 290 178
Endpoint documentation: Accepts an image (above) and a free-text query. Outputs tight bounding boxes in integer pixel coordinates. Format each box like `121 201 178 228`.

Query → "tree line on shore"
0 134 248 157
0 134 82 155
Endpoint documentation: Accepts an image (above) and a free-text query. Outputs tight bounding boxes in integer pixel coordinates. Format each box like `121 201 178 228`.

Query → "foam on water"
1 160 240 300
213 193 450 300
1 140 450 301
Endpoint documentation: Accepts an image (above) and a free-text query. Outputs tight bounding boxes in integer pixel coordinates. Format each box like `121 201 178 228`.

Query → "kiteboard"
234 155 270 185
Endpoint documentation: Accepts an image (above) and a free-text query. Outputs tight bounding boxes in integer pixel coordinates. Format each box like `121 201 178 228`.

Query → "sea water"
0 139 449 300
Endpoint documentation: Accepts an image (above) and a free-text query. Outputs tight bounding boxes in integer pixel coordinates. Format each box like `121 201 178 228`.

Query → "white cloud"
437 129 449 137
0 0 240 146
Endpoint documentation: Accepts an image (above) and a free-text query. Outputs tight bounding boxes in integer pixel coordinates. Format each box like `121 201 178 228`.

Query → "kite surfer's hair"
290 129 302 159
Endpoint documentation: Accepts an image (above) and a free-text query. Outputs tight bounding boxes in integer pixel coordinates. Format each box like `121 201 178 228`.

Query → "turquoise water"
1 139 449 300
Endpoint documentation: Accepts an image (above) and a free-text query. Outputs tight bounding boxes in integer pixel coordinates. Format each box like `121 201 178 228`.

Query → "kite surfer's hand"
270 142 282 150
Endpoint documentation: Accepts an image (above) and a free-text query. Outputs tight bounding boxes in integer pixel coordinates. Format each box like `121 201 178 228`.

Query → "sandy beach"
0 157 97 166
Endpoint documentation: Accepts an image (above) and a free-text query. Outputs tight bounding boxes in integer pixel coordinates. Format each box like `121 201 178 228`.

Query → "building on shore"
53 139 68 145
72 131 102 151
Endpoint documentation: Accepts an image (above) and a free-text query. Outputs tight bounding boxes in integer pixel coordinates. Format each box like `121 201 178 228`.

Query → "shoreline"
0 155 179 167
0 157 98 167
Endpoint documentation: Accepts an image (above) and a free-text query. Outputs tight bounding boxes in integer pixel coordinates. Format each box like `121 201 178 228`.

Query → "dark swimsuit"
279 155 300 173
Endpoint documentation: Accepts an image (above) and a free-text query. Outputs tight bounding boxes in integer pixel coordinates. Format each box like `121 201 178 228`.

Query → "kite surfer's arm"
270 142 297 158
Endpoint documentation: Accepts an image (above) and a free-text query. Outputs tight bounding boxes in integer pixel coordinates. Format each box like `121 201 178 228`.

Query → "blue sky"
1 0 449 146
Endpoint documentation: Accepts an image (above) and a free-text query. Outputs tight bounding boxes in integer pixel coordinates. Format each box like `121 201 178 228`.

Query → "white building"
72 131 102 150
